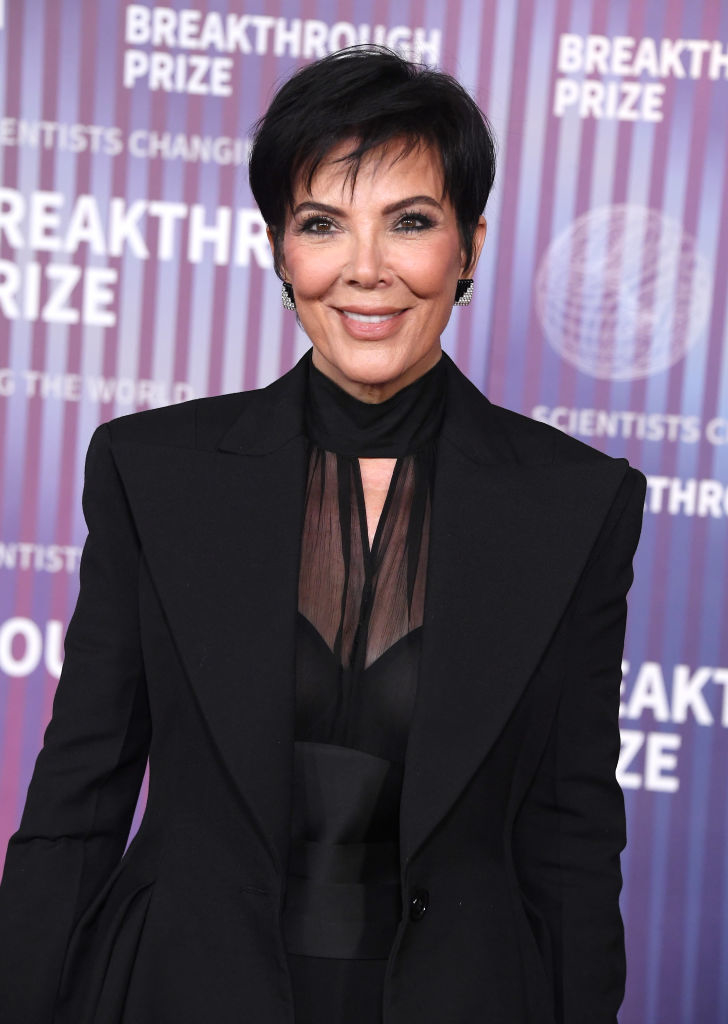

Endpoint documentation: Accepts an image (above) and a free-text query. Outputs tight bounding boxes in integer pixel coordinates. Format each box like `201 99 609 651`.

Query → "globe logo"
534 205 712 380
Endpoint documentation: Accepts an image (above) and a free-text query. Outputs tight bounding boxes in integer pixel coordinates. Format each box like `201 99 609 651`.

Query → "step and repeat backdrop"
0 0 727 1020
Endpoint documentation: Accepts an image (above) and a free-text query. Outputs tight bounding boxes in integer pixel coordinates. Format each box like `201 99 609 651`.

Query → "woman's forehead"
291 138 446 205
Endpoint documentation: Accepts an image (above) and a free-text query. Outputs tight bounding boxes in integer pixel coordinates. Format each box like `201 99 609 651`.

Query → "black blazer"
0 350 646 1024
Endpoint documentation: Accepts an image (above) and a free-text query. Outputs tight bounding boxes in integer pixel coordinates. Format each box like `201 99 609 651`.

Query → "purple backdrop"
1 1 727 1020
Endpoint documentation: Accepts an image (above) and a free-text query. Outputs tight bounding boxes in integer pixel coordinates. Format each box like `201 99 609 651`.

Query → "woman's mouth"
342 310 402 324
335 305 409 337
336 307 407 339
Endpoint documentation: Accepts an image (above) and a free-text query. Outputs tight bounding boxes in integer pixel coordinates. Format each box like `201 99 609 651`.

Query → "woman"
0 48 645 1023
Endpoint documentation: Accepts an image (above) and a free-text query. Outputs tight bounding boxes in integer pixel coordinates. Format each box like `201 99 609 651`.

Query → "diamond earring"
281 281 296 311
454 279 474 306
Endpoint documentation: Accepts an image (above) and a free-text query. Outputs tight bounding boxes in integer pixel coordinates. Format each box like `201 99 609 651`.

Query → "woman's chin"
312 345 440 401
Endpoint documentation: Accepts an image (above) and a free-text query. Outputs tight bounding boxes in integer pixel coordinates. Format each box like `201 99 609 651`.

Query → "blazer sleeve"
0 423 151 1023
512 464 647 1024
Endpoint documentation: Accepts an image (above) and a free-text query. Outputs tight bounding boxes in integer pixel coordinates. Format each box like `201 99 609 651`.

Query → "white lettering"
618 729 682 792
708 40 728 79
0 260 20 318
178 9 202 48
684 40 711 78
125 4 150 45
671 665 713 725
0 369 15 396
625 662 671 722
249 14 275 54
82 267 117 327
30 191 63 251
0 187 25 247
617 729 644 789
612 36 635 75
198 12 225 50
0 543 83 573
584 35 610 74
411 27 440 64
148 200 187 259
0 618 43 677
557 33 583 73
188 204 232 265
657 38 685 77
553 78 579 116
234 209 271 268
273 17 302 57
555 32 724 84
152 7 177 48
109 198 149 258
644 733 681 792
42 264 82 324
632 37 660 77
554 78 665 121
302 19 328 58
713 670 728 726
123 49 149 88
45 620 64 678
64 194 106 254
667 477 697 515
706 418 728 445
225 14 252 53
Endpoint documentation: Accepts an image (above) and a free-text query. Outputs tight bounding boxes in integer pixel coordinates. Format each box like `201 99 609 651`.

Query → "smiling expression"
275 140 486 403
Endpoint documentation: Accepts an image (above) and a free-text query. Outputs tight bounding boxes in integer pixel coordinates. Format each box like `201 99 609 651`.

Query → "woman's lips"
336 307 407 339
344 310 399 323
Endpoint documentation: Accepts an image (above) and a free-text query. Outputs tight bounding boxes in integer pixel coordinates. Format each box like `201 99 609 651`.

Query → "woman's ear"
266 226 285 279
462 216 488 277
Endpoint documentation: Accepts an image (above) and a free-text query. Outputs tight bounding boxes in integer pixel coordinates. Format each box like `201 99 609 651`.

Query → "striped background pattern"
0 1 727 1020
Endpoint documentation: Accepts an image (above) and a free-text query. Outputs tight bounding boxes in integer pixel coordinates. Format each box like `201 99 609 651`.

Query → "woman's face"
276 140 486 402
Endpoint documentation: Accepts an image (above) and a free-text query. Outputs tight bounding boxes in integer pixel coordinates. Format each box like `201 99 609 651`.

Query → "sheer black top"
282 352 445 995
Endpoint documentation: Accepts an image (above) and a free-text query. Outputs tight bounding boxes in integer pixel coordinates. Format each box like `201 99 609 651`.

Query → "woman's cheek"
289 252 340 299
398 245 461 296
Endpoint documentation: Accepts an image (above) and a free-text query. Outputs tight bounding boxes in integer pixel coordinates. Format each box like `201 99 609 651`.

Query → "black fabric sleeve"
0 423 151 1023
512 466 647 1023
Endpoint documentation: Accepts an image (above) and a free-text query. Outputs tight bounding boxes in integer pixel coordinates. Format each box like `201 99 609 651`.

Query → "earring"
281 281 296 311
454 279 474 306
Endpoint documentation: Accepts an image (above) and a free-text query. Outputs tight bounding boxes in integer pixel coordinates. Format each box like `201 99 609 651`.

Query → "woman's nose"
343 233 389 288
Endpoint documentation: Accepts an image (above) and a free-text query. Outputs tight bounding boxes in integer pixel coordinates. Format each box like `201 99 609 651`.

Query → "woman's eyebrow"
292 195 443 217
382 195 443 214
292 200 343 216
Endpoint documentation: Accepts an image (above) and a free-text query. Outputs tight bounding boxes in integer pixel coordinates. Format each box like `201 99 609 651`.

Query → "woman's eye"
300 216 335 234
396 212 434 232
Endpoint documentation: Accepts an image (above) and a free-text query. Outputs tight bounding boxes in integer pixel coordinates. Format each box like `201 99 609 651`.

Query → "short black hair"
249 46 496 278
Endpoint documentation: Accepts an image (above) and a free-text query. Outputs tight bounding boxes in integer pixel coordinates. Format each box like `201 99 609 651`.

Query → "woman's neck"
304 348 447 459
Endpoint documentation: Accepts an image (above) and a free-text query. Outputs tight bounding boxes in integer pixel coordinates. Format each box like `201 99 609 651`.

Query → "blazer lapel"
399 359 628 864
111 356 311 877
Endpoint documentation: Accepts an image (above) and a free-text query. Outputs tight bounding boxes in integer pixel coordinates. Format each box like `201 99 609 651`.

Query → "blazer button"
409 888 429 921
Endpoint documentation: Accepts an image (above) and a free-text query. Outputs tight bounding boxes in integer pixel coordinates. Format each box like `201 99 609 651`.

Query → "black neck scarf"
304 348 447 457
